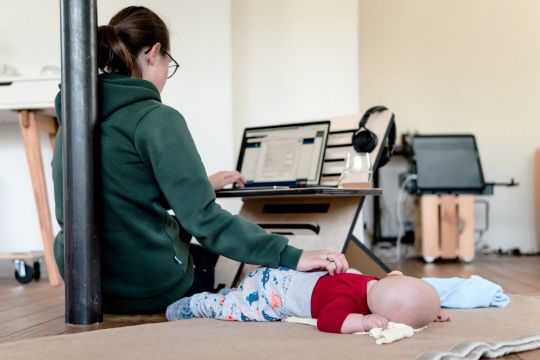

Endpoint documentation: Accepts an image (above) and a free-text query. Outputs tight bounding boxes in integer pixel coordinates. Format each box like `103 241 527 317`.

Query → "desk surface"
215 187 382 198
0 76 58 114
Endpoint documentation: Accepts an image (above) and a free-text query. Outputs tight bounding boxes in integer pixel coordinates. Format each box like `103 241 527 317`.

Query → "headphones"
352 105 396 168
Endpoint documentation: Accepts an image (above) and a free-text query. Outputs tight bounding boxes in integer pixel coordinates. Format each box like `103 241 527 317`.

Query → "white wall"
5 0 535 282
358 0 540 252
0 1 234 270
231 0 360 151
230 0 364 243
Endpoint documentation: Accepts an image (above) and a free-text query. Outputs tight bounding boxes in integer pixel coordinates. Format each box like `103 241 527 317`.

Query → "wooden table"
214 187 390 287
0 76 61 286
213 111 396 287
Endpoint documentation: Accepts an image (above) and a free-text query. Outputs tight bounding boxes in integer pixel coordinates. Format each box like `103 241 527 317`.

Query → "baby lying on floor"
166 267 451 333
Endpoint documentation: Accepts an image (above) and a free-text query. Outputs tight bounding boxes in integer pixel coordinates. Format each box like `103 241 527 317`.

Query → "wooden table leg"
18 110 61 286
35 112 59 149
440 195 459 259
457 195 475 262
420 195 441 263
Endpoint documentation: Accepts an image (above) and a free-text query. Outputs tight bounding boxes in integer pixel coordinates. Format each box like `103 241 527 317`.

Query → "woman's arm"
134 108 311 269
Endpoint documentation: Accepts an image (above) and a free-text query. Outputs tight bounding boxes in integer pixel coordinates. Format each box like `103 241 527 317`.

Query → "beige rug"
1 295 539 360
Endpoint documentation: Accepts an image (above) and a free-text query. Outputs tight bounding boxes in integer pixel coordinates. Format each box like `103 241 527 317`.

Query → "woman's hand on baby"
296 250 349 275
361 314 389 331
208 171 246 190
434 309 452 322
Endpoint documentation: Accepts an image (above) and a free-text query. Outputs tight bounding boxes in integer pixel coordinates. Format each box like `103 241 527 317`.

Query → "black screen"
413 135 485 191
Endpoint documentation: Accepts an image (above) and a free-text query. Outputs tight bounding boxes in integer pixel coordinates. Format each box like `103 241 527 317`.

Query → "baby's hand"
361 314 389 331
434 309 452 322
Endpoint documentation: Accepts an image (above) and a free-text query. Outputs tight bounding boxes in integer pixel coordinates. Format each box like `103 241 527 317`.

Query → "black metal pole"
60 0 102 324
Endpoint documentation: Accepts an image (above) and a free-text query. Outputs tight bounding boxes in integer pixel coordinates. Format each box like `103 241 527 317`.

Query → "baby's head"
367 274 440 328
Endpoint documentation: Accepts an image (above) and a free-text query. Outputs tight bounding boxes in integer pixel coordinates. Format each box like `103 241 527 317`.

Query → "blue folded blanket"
423 275 510 308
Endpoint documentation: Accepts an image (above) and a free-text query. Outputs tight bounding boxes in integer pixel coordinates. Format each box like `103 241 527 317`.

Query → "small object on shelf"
0 63 20 77
338 152 373 189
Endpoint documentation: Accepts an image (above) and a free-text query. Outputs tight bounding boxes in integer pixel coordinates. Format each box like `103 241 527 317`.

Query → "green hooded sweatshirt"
52 74 302 314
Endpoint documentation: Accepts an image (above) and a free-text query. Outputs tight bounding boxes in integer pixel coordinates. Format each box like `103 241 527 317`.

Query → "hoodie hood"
55 73 161 123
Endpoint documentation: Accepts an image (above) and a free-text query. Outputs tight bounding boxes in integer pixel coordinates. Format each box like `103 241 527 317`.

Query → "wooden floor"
1 254 539 360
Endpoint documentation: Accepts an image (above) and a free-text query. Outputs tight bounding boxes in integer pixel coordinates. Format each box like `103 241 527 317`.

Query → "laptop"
412 134 486 194
224 121 331 190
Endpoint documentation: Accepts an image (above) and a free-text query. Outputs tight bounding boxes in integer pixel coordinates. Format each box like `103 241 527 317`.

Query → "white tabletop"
0 75 60 83
0 76 59 116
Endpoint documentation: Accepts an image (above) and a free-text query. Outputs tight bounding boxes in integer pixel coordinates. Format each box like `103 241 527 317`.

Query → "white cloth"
283 317 423 344
366 322 417 345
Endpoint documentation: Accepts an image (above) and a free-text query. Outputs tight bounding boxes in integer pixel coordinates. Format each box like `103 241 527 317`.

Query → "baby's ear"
387 270 403 277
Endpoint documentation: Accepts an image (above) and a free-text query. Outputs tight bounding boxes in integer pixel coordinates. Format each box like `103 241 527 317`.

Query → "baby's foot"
166 297 195 321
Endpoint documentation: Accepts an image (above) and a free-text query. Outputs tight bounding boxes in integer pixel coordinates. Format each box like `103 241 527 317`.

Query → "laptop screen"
236 121 330 187
413 135 485 192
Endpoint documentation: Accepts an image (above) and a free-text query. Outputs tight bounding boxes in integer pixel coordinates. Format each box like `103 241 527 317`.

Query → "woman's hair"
97 6 170 78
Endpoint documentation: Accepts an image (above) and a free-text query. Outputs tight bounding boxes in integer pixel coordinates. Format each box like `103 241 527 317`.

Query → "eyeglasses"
144 48 180 79
164 50 180 78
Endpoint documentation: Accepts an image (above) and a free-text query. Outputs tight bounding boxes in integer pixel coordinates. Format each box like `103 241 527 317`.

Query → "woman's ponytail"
97 25 141 78
97 7 170 78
